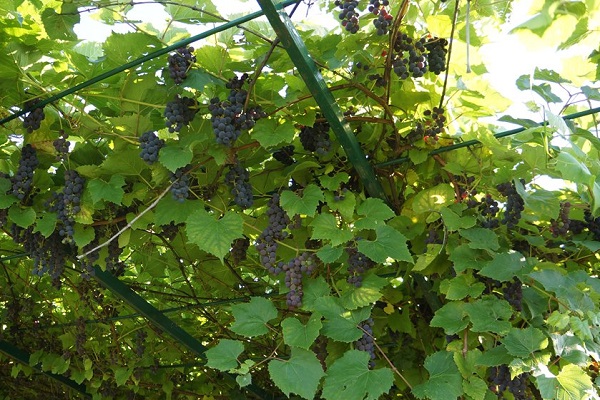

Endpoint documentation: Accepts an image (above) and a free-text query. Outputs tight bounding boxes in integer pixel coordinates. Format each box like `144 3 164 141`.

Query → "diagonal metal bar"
0 340 91 398
256 0 389 203
0 0 299 127
92 267 270 399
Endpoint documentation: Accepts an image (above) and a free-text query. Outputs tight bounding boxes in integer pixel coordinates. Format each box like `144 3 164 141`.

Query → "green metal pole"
256 0 389 203
0 340 91 398
0 0 299 127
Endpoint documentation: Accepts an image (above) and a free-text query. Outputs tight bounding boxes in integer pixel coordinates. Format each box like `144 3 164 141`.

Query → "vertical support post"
256 0 389 202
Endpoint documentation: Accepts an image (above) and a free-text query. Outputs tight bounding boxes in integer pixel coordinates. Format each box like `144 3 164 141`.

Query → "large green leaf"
280 184 324 217
186 209 243 260
281 315 322 350
205 339 244 372
357 225 412 263
269 347 324 400
412 351 463 400
504 326 548 357
230 297 278 337
536 364 593 400
310 213 353 246
322 350 394 400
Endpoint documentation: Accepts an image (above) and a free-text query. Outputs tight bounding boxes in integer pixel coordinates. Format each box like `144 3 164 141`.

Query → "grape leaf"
465 296 513 334
253 118 296 148
205 339 244 371
536 364 593 400
230 297 278 337
354 198 394 229
280 184 324 217
321 350 393 400
281 315 322 350
155 195 199 225
341 273 388 310
357 225 412 263
430 302 469 335
269 347 324 400
186 209 243 261
310 213 353 246
504 326 548 357
479 251 528 281
314 297 369 342
302 277 331 312
159 144 193 173
41 8 79 41
412 351 463 400
459 228 500 251
87 174 125 204
8 206 36 228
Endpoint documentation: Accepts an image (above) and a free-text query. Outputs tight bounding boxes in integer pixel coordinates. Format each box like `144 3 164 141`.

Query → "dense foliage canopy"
1 0 600 399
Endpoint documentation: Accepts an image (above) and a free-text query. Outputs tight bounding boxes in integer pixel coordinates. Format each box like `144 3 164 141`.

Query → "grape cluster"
12 226 68 279
406 107 446 142
255 194 290 274
134 330 148 358
346 246 375 287
335 0 360 34
480 194 500 229
424 228 442 248
312 335 329 370
160 222 181 241
105 238 123 272
425 37 448 75
488 365 529 399
209 74 265 146
273 145 295 165
167 46 195 84
497 181 525 228
164 95 197 133
392 34 427 79
22 99 45 133
49 170 85 242
53 130 70 161
230 237 250 265
283 252 317 308
503 279 523 312
170 167 190 202
369 1 392 35
550 201 571 237
139 131 164 165
368 73 387 87
225 160 254 209
300 120 331 155
355 318 376 368
75 317 87 356
81 234 100 279
584 210 600 241
10 144 38 201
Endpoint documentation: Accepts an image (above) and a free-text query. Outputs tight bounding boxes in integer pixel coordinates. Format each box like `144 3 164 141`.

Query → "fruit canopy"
1 0 600 399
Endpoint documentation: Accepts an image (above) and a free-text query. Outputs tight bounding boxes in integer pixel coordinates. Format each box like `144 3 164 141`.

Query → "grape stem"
77 183 173 260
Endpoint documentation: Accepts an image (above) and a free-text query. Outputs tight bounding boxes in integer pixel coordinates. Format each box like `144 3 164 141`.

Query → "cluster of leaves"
0 0 599 399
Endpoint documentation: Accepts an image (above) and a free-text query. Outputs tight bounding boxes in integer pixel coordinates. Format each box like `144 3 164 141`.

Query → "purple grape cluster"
53 130 70 161
134 330 148 358
105 238 123 272
10 144 38 201
80 234 99 279
425 37 448 75
480 194 500 229
164 95 197 133
208 74 265 146
369 1 392 35
392 33 427 79
424 228 442 248
230 237 250 265
584 209 600 240
170 167 190 202
225 160 253 208
75 317 87 355
48 170 85 242
160 222 181 240
22 99 45 133
335 0 360 33
300 121 331 155
497 181 525 228
11 226 68 279
255 194 290 274
503 279 523 312
167 46 195 84
273 145 295 165
355 318 376 368
139 131 164 165
283 252 317 308
488 365 529 399
550 201 571 237
368 73 387 87
346 246 375 287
